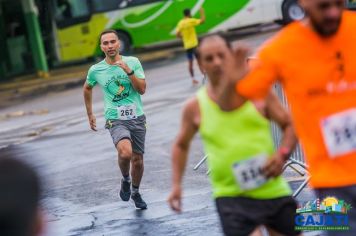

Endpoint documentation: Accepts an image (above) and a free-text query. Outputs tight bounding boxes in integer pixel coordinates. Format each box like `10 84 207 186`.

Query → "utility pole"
21 0 49 78
0 3 8 80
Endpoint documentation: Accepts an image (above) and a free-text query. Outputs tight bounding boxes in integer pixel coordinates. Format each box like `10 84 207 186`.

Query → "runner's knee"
119 149 132 161
131 155 143 168
117 140 132 161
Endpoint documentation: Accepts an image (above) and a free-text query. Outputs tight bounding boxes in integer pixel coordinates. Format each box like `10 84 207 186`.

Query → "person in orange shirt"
217 1 356 235
176 7 205 85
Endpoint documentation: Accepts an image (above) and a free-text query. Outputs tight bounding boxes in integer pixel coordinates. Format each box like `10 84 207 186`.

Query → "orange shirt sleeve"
237 48 279 100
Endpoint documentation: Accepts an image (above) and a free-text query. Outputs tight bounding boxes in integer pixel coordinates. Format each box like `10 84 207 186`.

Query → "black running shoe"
119 179 131 201
131 192 147 209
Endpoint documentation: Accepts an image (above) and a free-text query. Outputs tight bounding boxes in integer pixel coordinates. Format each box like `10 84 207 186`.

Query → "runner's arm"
266 92 296 153
263 92 297 177
176 23 182 38
172 99 199 188
127 74 146 95
237 47 280 100
168 98 200 212
199 7 205 24
83 82 97 131
115 60 146 94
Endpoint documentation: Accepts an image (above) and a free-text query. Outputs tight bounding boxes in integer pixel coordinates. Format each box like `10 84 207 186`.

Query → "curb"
0 76 85 109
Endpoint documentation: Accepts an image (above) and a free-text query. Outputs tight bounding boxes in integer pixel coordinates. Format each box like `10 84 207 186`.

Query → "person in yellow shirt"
176 7 205 85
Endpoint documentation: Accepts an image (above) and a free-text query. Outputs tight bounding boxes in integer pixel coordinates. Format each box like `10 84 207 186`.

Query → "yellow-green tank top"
197 88 291 199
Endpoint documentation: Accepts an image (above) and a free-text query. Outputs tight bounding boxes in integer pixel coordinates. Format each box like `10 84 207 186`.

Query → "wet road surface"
0 30 319 236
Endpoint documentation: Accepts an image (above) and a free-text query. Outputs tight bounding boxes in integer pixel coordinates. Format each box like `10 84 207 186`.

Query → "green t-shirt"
86 56 145 120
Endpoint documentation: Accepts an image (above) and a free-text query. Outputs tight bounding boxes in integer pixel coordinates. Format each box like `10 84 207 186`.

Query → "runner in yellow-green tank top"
168 35 301 236
197 87 291 199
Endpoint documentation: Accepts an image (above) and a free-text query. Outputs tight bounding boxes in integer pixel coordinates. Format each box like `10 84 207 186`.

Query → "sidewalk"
0 47 182 109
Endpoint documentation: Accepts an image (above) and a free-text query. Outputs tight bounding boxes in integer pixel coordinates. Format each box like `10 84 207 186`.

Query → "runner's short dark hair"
0 156 41 236
183 8 191 17
196 34 232 60
99 29 120 43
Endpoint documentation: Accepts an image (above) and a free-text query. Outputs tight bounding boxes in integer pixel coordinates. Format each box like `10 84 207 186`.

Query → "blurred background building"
0 0 355 81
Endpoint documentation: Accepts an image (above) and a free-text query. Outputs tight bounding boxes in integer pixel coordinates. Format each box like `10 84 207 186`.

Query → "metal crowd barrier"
193 83 310 197
271 83 310 197
193 154 210 175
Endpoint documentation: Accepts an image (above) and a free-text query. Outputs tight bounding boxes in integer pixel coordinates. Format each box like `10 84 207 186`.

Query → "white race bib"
117 104 137 120
321 108 356 158
232 154 268 190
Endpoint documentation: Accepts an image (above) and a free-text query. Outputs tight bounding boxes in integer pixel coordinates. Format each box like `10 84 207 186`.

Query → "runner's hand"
262 153 285 178
229 43 250 84
88 114 97 131
215 43 250 111
168 186 182 213
115 60 131 74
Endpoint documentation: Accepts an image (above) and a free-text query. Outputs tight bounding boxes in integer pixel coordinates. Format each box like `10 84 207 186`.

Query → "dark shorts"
215 196 300 236
186 47 198 60
105 115 146 154
315 185 356 236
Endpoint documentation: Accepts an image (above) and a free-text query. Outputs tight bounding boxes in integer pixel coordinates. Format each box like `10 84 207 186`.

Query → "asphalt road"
0 29 319 236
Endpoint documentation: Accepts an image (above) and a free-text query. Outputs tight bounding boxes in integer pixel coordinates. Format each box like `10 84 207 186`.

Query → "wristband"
127 70 134 76
278 146 291 160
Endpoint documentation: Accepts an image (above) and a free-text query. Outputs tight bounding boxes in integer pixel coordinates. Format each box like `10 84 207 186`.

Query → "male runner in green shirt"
83 29 147 209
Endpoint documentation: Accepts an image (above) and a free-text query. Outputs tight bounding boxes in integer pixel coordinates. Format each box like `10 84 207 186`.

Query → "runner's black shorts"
215 196 301 236
186 47 198 60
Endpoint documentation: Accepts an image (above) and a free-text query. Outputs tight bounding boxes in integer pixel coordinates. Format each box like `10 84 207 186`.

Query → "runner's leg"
129 116 147 209
116 138 133 201
131 152 143 187
188 59 198 84
250 227 263 236
117 139 132 176
186 49 198 84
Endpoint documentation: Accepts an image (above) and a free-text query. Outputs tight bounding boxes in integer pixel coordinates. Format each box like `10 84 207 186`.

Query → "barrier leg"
292 176 311 198
288 164 306 176
194 154 208 170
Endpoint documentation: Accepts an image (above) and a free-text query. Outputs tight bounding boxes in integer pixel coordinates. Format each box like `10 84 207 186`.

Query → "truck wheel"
116 31 131 55
282 0 305 24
